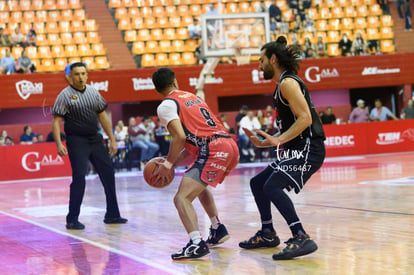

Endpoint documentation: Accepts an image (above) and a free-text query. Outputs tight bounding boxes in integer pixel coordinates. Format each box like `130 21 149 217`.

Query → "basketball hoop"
233 46 251 66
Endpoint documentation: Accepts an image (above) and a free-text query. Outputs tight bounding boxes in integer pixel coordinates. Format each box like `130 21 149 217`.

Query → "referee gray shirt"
52 84 108 137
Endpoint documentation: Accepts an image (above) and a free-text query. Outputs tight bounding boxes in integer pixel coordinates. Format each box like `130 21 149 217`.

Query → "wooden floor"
1 152 414 275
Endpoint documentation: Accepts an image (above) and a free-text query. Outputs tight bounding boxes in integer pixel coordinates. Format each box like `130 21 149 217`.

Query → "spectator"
11 28 25 48
292 14 303 32
290 33 301 48
378 0 390 14
16 50 35 73
195 39 206 64
154 119 171 156
351 31 368 55
401 99 414 119
47 131 66 142
20 125 36 144
239 110 261 162
114 124 127 148
0 48 16 74
369 99 398 121
128 116 159 164
25 28 36 47
1 130 11 141
349 99 370 123
116 120 128 136
303 14 316 33
396 0 405 18
403 0 412 31
255 2 267 12
5 136 14 145
338 33 352 56
220 113 235 134
256 110 266 129
315 35 327 57
268 2 282 33
235 105 249 132
36 134 44 143
304 47 316 58
320 107 337 124
188 17 202 39
303 36 315 52
0 27 12 47
0 136 4 145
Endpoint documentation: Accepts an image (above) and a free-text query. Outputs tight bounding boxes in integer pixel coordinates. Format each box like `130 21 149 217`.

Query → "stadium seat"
177 5 189 16
74 32 87 44
132 41 145 55
60 21 72 32
48 33 62 45
118 18 131 30
337 0 350 7
182 15 194 27
331 7 344 18
153 6 165 17
357 6 369 17
124 30 137 42
155 53 169 66
48 10 60 22
55 58 68 72
108 0 121 8
351 0 362 5
65 44 78 57
74 9 86 21
20 0 31 11
315 20 329 31
10 11 22 23
327 30 341 43
380 40 395 53
380 27 394 39
159 40 172 52
44 0 57 10
172 40 185 52
26 46 38 59
239 2 251 13
46 21 59 33
61 10 73 21
327 44 340 56
181 52 196 65
151 28 164 40
78 44 92 56
165 6 177 17
7 0 19 11
123 0 134 8
319 8 331 20
20 22 32 34
0 12 9 24
325 0 336 8
307 8 318 20
169 53 182 66
38 47 51 61
251 35 264 48
137 29 151 41
369 4 383 16
56 0 69 10
176 28 189 39
23 11 35 23
11 46 23 59
381 15 393 27
82 57 96 70
141 54 156 67
144 17 157 28
367 16 381 28
91 43 106 55
61 32 74 44
51 45 65 58
366 28 380 40
72 20 85 32
128 7 140 18
69 0 82 9
344 6 356 18
35 34 48 46
31 0 43 10
141 6 153 17
342 18 354 30
354 17 367 29
131 17 144 29
145 41 158 53
40 59 56 72
226 3 238 13
85 20 97 32
95 56 110 70
169 16 181 28
35 10 47 22
328 19 341 30
87 32 100 43
185 39 198 51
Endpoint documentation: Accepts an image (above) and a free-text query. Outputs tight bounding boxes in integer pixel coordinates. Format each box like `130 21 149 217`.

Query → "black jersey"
273 71 325 148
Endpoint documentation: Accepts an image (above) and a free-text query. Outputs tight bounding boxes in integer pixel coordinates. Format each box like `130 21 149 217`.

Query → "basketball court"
1 151 413 274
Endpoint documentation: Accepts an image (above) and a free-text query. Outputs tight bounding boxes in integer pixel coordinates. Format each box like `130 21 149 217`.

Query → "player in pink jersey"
152 68 239 260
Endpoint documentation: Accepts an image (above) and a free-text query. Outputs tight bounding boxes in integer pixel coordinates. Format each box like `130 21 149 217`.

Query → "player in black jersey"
239 41 326 260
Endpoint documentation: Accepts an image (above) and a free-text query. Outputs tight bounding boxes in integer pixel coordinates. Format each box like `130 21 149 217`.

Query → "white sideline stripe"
0 210 184 275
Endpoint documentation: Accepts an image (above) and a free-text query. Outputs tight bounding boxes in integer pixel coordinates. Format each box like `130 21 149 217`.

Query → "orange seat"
87 32 100 43
155 53 169 66
367 16 381 28
65 44 78 57
151 28 163 40
319 8 331 20
163 28 176 40
38 46 51 58
357 5 369 17
380 40 394 53
366 28 380 40
123 0 134 7
315 20 329 31
182 52 196 65
169 53 182 66
369 4 383 16
159 40 172 52
20 22 32 35
82 56 96 70
23 11 35 23
40 59 56 72
144 17 157 28
342 18 354 30
35 34 48 46
184 39 198 51
45 21 59 33
131 17 144 29
69 0 82 9
44 0 57 9
51 45 65 58
327 31 341 43
354 17 367 29
145 41 158 53
95 56 110 70
124 30 137 42
56 0 69 9
176 28 189 40
239 2 251 13
48 10 60 22
325 0 336 7
20 0 31 10
61 32 74 44
327 44 340 56
141 54 156 67
91 43 106 55
137 29 151 41
380 27 394 39
172 40 185 52
381 15 393 27
61 9 73 21
182 15 194 27
35 10 47 22
48 33 62 45
31 0 43 10
177 5 189 16
351 0 362 5
85 20 97 32
141 6 153 17
328 19 341 30
307 8 318 20
190 4 202 16
337 0 350 6
153 6 165 17
251 35 265 48
331 7 343 19
74 9 86 21
118 18 131 30
10 11 23 23
108 0 121 8
157 17 169 28
7 0 19 11
0 12 9 24
165 6 177 17
60 21 72 32
132 41 145 55
11 47 24 59
344 6 356 18
26 46 38 59
73 32 87 44
72 20 85 32
78 44 92 56
128 7 140 18
55 58 67 72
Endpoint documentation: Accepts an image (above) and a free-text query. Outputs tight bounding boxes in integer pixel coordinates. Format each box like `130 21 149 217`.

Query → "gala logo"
21 152 65 172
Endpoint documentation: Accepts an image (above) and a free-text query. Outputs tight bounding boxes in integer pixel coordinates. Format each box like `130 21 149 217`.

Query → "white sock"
210 216 221 229
189 231 202 245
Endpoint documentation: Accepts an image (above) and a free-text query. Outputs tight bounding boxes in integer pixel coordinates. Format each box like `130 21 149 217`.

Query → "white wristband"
163 160 173 169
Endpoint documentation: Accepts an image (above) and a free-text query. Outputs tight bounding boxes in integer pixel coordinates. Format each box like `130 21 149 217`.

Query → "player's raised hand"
254 129 281 147
243 127 264 148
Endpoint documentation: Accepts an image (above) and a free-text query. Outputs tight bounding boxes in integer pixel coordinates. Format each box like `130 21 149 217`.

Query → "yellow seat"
87 32 101 44
141 54 156 67
380 40 395 53
331 7 344 19
132 41 145 55
65 44 79 57
327 44 340 56
91 43 106 55
61 10 73 21
26 46 38 59
69 0 82 9
48 11 60 22
381 15 393 27
51 45 65 58
367 16 381 28
38 46 51 58
357 5 369 17
40 58 56 72
380 27 394 39
78 44 92 56
155 53 169 66
328 19 341 30
35 34 48 46
137 29 151 41
56 0 69 9
354 17 367 29
169 53 182 66
95 56 110 70
151 28 164 40
172 40 185 52
176 28 189 40
342 18 354 30
327 30 341 43
159 40 172 52
48 33 62 45
73 32 87 44
344 6 356 18
369 4 383 16
82 56 96 70
124 30 137 42
182 52 196 65
153 6 165 17
145 40 158 53
61 32 74 45
23 11 35 23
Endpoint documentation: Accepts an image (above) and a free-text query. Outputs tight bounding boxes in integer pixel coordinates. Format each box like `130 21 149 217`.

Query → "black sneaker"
206 224 230 247
272 234 318 260
66 221 85 230
104 217 128 224
239 230 280 249
171 240 210 260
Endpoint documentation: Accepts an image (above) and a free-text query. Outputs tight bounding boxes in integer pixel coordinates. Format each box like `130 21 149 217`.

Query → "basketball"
143 157 175 188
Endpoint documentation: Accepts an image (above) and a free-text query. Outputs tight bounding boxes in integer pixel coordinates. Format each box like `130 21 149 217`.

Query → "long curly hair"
261 41 302 74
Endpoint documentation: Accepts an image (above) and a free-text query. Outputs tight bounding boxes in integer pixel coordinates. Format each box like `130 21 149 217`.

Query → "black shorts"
267 137 325 193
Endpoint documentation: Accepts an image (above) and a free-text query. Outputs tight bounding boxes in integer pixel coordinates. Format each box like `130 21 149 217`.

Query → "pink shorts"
185 137 239 187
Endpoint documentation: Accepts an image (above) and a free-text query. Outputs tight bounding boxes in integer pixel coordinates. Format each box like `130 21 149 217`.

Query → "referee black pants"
66 134 121 223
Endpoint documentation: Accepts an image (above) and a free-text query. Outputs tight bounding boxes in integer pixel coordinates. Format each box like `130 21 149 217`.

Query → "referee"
52 62 127 230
